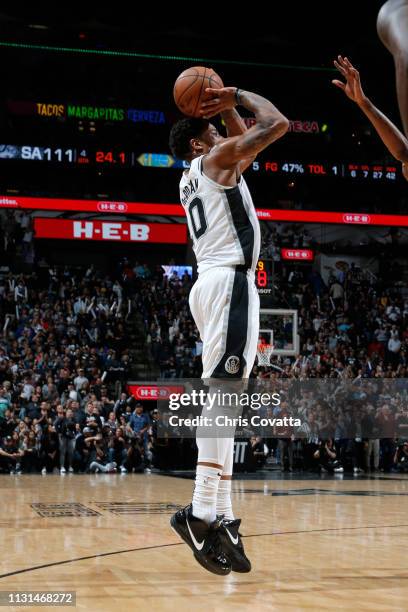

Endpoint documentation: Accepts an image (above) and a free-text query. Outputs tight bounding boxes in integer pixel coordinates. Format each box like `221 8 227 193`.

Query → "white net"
256 343 274 366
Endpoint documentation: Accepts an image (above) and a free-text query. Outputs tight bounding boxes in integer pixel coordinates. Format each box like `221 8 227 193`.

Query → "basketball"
173 66 224 117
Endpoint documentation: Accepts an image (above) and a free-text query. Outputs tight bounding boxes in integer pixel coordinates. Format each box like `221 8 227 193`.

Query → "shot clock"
255 259 274 307
95 151 128 165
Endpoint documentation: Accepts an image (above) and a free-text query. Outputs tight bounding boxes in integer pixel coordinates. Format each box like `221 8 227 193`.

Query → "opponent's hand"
332 56 367 105
199 87 238 118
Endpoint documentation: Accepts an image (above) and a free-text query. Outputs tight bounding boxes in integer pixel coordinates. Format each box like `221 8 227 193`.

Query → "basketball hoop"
256 342 274 366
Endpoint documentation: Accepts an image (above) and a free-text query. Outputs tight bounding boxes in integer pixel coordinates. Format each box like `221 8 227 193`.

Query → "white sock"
216 479 234 520
192 465 221 524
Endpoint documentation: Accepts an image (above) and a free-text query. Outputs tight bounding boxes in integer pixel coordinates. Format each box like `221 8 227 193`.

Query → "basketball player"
169 86 289 574
333 55 408 180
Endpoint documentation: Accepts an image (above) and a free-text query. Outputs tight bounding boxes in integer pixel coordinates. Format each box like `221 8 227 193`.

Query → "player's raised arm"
220 109 257 173
220 108 248 138
200 87 289 169
333 55 408 179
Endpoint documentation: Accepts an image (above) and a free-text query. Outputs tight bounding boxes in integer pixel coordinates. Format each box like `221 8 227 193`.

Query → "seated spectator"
250 435 269 469
393 441 408 473
313 439 342 474
108 426 127 473
0 434 22 473
88 437 117 473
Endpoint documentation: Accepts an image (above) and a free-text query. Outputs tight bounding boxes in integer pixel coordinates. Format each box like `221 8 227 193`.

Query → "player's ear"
190 138 205 155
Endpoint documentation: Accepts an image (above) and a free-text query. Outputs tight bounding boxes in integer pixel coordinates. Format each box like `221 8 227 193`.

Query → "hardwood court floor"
1 473 408 611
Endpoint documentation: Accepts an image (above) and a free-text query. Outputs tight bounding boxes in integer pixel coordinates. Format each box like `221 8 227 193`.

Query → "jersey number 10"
188 197 208 240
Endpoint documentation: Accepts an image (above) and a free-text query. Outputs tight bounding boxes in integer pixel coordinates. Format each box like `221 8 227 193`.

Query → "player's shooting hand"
332 56 367 105
199 87 238 118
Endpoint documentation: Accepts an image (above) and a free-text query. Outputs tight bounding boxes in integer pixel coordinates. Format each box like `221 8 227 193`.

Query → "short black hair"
169 117 209 161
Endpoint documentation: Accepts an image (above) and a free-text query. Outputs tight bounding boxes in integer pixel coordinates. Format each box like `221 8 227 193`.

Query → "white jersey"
180 155 260 274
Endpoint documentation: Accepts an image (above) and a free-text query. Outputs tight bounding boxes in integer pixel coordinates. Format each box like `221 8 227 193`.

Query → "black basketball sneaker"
218 518 251 573
170 504 231 575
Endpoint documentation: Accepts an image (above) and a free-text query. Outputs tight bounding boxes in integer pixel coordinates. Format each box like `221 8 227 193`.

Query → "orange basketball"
173 66 224 117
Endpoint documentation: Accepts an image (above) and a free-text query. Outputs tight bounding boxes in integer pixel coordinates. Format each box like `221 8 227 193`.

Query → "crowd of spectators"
256 245 408 473
240 378 408 475
1 217 408 474
135 266 203 378
259 223 314 263
0 257 200 474
0 209 35 265
0 262 144 474
131 234 408 475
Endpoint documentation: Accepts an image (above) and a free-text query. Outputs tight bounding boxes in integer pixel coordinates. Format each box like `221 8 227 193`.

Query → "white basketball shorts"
189 266 260 379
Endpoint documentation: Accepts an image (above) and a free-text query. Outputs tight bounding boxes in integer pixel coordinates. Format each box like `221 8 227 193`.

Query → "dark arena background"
1 4 408 611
